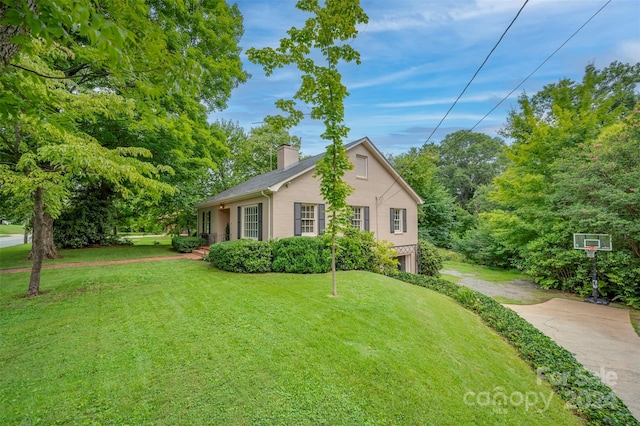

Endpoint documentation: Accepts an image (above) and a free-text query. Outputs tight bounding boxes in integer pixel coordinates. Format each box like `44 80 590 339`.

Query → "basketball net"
585 246 598 258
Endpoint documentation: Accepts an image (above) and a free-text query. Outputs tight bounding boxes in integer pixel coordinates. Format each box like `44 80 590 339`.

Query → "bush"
208 239 272 273
272 237 330 274
395 272 638 425
417 239 442 276
335 228 377 271
171 236 207 253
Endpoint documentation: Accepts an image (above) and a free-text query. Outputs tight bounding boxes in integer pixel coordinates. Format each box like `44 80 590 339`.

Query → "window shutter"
390 208 394 233
237 206 241 239
202 212 205 233
258 203 263 241
364 206 370 231
294 202 302 236
403 209 407 233
318 204 325 235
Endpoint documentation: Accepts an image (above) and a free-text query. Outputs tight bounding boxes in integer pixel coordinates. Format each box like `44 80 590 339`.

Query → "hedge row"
171 236 207 253
394 272 638 426
208 230 409 275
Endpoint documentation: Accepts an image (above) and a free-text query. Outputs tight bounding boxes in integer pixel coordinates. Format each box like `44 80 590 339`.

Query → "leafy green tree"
0 0 247 296
389 148 457 247
209 120 302 194
426 130 506 210
247 0 368 296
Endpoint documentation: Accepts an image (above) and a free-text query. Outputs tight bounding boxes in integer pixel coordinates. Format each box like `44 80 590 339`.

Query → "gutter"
261 190 271 240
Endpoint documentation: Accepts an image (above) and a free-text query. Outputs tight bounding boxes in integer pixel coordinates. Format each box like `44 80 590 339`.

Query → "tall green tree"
0 0 247 296
389 148 457 247
426 130 506 210
247 0 368 296
209 120 302 194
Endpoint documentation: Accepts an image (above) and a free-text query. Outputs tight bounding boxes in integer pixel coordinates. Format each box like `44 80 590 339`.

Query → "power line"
423 0 530 145
380 0 530 201
470 0 614 131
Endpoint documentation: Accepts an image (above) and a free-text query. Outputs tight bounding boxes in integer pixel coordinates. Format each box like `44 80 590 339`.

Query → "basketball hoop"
585 246 598 258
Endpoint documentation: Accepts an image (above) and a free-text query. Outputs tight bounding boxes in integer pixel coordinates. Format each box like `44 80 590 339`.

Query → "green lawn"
0 261 582 425
0 224 24 235
0 243 178 270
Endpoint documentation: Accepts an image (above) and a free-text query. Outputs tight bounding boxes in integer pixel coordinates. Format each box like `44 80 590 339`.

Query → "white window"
301 204 315 235
393 208 403 233
355 155 368 179
351 207 363 229
243 205 259 239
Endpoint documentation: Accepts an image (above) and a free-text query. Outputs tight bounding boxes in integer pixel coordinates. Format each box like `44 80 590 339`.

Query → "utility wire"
423 0 530 145
379 0 530 201
471 0 613 131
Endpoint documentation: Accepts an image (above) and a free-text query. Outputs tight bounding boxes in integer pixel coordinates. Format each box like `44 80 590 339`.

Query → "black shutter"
202 211 205 234
318 204 325 235
389 208 394 233
402 208 407 233
237 206 241 239
364 206 370 231
207 211 211 233
294 202 302 236
258 203 263 241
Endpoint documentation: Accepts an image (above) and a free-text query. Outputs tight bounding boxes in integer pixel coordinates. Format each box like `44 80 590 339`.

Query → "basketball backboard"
573 233 612 251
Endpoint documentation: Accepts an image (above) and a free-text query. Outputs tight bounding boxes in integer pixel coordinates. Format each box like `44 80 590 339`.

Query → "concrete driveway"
0 234 27 248
506 299 640 420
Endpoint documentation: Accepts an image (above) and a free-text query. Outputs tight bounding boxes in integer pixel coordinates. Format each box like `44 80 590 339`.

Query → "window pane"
301 204 315 234
393 208 401 232
351 207 362 229
243 205 259 239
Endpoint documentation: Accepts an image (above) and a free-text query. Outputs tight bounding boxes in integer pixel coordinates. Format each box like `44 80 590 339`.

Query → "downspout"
261 191 271 240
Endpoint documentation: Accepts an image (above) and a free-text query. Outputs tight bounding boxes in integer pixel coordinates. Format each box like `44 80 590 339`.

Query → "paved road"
0 234 27 248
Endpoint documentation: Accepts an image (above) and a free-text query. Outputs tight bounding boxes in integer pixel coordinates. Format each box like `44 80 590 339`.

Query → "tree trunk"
23 220 28 244
28 187 45 297
0 1 37 66
331 212 337 297
27 212 60 260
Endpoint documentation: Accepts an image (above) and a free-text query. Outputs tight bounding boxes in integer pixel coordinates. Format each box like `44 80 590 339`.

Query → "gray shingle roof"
196 137 422 207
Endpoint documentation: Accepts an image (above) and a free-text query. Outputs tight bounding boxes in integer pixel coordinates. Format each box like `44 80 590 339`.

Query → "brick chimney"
277 145 299 169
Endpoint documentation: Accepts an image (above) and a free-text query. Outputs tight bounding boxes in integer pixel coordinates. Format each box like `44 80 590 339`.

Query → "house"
195 137 424 272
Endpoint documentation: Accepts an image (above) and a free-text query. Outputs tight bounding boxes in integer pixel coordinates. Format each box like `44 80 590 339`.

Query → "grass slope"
0 262 581 425
0 224 24 235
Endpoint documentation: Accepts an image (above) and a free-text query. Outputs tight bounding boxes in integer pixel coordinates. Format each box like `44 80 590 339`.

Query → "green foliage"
271 237 331 274
335 228 398 275
427 130 507 210
53 183 118 249
390 148 458 247
417 239 442 277
170 236 207 253
395 272 638 426
208 239 272 273
247 0 368 295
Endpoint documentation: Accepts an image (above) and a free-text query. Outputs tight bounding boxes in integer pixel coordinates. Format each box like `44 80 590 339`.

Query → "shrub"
271 237 330 274
395 272 638 426
418 239 442 276
208 239 272 273
335 228 377 271
171 236 207 253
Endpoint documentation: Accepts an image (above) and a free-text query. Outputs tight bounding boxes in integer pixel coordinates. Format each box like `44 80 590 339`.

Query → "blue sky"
214 0 640 156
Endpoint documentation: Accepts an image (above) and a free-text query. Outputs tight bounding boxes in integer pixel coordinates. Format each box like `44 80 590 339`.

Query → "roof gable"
196 137 423 207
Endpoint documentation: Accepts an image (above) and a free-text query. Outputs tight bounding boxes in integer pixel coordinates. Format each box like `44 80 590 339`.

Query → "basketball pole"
585 250 610 305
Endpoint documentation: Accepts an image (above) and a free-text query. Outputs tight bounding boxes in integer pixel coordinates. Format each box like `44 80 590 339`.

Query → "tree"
389 148 458 247
247 0 368 296
426 130 506 210
0 0 247 296
209 120 302 194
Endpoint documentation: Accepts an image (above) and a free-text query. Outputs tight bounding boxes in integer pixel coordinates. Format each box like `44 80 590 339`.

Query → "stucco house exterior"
195 137 423 272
